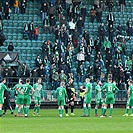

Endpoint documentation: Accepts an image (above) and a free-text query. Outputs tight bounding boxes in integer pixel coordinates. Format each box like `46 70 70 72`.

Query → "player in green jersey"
0 78 10 116
21 78 34 117
95 80 105 116
12 78 24 117
33 78 43 116
101 79 119 118
56 82 67 118
123 80 133 117
81 78 92 117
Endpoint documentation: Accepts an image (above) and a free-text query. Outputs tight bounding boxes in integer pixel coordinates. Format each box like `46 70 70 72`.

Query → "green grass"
0 108 133 133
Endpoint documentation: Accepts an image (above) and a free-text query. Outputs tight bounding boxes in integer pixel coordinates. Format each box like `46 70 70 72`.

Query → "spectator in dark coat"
112 64 119 82
80 4 87 22
37 64 45 77
49 16 56 33
76 17 84 35
4 2 10 19
96 5 102 23
106 0 114 11
72 29 79 48
8 42 14 51
90 6 97 23
82 30 90 44
41 2 48 21
119 0 125 12
98 23 106 42
107 12 115 27
108 24 115 44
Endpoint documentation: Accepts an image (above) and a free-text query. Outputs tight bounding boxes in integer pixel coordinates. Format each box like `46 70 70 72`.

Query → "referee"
65 78 77 116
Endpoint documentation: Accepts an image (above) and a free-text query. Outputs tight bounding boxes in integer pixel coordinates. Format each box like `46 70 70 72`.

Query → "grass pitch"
0 108 133 133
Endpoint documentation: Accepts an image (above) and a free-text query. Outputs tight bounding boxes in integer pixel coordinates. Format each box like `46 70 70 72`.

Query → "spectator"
100 0 106 11
77 63 85 82
127 25 133 36
44 63 50 82
108 24 115 44
4 2 10 19
34 26 39 41
94 0 100 9
0 20 3 31
72 29 79 48
48 3 56 17
90 6 97 23
107 0 114 11
86 65 94 80
107 12 115 27
88 37 94 51
103 37 112 54
68 18 76 35
28 21 34 40
37 64 45 78
59 70 67 83
106 50 112 69
98 23 106 42
60 16 67 27
112 64 119 82
49 16 56 33
76 16 84 35
23 23 29 39
8 42 14 51
57 4 63 21
0 4 2 20
67 4 73 20
14 0 19 14
79 36 87 47
20 0 26 14
96 5 102 23
41 2 48 21
116 23 125 35
42 41 48 57
94 37 101 54
80 4 87 22
35 56 42 67
18 61 30 77
82 30 90 45
52 71 59 90
126 19 132 28
119 0 125 12
43 16 50 33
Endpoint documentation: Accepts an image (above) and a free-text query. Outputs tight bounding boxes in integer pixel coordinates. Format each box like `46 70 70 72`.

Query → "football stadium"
0 0 133 133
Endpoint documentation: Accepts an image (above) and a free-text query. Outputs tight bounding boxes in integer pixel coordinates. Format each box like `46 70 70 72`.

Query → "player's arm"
4 85 10 92
127 87 130 98
12 85 17 90
101 84 105 92
82 88 88 98
41 87 45 100
65 88 68 98
114 85 119 94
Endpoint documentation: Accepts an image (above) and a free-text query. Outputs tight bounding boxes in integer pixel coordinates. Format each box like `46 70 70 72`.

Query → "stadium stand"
0 0 133 105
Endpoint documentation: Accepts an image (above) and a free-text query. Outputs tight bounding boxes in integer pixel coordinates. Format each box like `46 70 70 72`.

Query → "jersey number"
59 90 62 96
108 86 112 92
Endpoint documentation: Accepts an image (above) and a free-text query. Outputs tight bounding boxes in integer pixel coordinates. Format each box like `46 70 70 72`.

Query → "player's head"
26 78 30 84
19 78 24 84
1 78 6 83
108 78 112 83
68 78 73 84
97 80 102 85
37 78 42 84
60 82 65 87
86 78 90 83
128 80 133 86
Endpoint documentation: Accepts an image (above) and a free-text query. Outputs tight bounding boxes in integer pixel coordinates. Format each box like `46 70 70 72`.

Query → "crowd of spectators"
0 0 133 90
